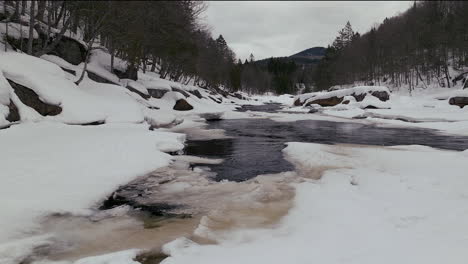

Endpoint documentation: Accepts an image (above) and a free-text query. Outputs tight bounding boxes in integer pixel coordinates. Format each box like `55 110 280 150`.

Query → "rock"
342 100 350 104
189 89 203 99
48 36 87 65
370 91 390 101
113 67 138 81
233 93 245 100
305 96 343 107
171 87 191 98
126 85 150 99
294 98 303 106
364 105 379 109
449 97 468 108
173 99 193 111
86 71 119 85
209 96 222 104
8 79 62 116
351 93 366 102
200 112 224 121
61 67 76 76
147 88 169 99
6 100 20 122
308 107 319 113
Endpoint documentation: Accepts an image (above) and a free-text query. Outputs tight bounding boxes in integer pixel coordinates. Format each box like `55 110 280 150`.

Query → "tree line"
1 1 240 91
314 1 468 92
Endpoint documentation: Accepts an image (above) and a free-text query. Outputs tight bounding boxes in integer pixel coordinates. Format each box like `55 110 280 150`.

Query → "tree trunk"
27 0 35 55
34 15 72 57
36 0 45 22
21 0 26 15
110 38 114 73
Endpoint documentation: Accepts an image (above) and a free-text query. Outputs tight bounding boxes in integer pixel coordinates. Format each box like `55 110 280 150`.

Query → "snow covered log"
295 86 390 107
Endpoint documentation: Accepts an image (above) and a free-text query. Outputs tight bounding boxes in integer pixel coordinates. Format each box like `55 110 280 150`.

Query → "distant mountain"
255 46 325 66
290 47 326 62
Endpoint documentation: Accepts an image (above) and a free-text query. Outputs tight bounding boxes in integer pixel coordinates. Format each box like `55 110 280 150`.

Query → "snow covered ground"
161 143 468 264
0 122 184 264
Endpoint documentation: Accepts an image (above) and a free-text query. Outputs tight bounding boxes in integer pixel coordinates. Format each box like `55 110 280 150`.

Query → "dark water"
185 105 468 182
235 103 284 113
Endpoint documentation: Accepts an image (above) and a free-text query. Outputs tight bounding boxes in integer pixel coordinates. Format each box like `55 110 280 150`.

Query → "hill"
256 46 325 66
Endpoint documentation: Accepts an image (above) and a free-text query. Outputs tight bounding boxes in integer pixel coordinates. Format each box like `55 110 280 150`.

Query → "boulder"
370 91 390 101
171 87 191 97
200 112 224 121
233 93 245 100
173 99 193 111
86 71 119 85
8 79 62 116
126 85 150 99
209 96 222 104
113 66 138 81
6 100 20 122
147 88 169 99
449 97 468 108
294 98 302 106
48 36 87 65
305 96 343 107
351 93 366 102
189 89 203 99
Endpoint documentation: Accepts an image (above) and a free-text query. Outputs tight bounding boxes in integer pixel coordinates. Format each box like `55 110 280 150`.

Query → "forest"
314 1 468 92
3 1 467 95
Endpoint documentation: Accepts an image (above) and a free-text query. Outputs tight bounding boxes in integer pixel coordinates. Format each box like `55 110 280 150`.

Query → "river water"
186 104 468 181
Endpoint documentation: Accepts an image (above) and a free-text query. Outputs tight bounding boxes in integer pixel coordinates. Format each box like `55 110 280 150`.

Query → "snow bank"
0 122 185 261
0 52 147 124
162 142 468 264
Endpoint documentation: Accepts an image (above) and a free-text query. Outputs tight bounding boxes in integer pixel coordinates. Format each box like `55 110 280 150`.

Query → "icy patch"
162 142 468 264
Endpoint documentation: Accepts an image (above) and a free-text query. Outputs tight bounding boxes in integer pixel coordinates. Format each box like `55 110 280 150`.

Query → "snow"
72 249 141 264
0 22 38 40
0 52 148 124
87 49 128 84
161 142 468 264
0 122 184 263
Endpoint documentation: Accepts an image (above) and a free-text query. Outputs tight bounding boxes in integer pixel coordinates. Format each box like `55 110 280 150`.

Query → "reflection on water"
186 116 468 181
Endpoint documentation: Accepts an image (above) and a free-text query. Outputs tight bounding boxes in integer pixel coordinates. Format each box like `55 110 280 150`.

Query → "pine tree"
249 53 255 63
332 21 355 51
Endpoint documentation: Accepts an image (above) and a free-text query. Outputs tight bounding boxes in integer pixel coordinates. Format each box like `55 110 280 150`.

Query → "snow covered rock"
172 87 191 98
296 86 390 107
48 36 87 65
148 88 169 99
306 96 344 107
173 99 193 111
8 79 62 116
189 89 204 99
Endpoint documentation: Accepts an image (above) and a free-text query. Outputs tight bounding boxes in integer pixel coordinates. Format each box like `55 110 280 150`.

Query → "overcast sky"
203 1 412 61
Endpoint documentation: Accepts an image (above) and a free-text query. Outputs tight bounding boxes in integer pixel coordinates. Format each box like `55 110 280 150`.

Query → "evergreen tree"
332 21 355 51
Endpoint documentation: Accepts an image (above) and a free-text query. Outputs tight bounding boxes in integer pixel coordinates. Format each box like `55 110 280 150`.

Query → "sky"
203 1 413 61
